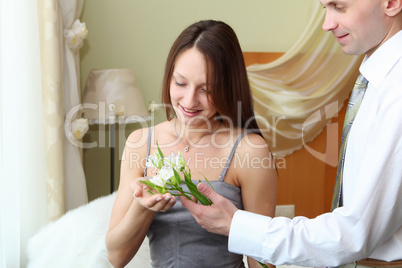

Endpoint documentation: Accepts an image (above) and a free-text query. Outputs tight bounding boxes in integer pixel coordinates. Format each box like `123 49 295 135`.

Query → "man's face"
320 0 389 57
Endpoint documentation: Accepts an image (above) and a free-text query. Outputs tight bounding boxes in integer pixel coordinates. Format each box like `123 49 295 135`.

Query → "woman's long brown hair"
161 20 261 135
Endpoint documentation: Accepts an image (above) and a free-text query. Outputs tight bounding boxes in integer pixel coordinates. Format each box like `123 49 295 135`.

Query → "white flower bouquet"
140 142 213 205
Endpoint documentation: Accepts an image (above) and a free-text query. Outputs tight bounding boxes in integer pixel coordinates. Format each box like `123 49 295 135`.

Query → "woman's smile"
180 105 202 117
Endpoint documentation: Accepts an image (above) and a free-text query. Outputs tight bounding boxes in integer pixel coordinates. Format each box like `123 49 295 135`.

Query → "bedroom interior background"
80 0 361 217
0 0 362 267
80 0 320 200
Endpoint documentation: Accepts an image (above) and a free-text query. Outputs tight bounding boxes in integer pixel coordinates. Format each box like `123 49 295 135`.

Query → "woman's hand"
130 177 176 212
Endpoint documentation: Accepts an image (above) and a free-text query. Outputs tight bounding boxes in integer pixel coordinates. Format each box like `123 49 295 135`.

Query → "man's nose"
322 11 337 32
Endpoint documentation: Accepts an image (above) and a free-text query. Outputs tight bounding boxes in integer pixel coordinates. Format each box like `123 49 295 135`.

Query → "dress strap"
219 130 254 182
143 126 153 177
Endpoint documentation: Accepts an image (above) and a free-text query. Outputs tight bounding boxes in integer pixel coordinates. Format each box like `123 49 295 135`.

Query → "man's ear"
385 0 402 17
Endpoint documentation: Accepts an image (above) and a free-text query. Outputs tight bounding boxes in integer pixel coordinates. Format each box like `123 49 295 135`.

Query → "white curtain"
0 1 47 267
59 0 89 211
248 1 362 157
0 0 88 265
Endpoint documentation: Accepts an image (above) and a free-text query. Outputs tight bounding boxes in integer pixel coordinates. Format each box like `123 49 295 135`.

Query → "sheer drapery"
248 1 363 157
37 0 88 215
37 0 88 216
37 0 66 221
1 1 47 266
58 0 88 211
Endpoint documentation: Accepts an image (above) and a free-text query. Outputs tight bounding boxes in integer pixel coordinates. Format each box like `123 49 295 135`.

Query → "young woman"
105 20 277 268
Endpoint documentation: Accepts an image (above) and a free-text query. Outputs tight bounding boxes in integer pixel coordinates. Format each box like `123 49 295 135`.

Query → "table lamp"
83 69 150 193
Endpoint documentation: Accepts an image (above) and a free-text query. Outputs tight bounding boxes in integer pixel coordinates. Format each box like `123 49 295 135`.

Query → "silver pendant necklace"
174 117 223 152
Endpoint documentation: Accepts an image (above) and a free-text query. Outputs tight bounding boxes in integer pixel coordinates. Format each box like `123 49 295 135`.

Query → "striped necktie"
331 74 369 211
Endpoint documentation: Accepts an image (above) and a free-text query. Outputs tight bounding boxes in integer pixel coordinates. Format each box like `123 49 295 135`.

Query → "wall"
80 0 316 115
80 0 317 201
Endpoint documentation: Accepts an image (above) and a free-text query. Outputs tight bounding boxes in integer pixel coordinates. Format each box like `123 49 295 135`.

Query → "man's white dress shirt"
228 30 402 266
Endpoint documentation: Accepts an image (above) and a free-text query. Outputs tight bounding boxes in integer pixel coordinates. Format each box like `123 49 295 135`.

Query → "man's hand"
179 182 238 236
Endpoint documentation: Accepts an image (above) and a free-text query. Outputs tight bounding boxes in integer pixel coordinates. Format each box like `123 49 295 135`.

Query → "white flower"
158 166 174 181
72 118 89 140
139 143 212 205
146 155 156 168
109 104 116 112
164 151 186 171
164 152 177 166
177 151 186 170
149 175 166 188
64 19 88 50
146 152 164 169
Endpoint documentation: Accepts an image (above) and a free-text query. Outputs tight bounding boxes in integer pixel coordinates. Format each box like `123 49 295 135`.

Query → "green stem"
165 185 192 196
170 193 192 200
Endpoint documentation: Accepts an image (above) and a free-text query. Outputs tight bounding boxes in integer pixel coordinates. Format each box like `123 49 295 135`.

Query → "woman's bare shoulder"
126 121 171 142
122 119 173 152
233 131 272 164
234 129 268 148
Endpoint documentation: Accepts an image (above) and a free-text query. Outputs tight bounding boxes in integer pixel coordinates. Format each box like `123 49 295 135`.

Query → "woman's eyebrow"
173 72 185 79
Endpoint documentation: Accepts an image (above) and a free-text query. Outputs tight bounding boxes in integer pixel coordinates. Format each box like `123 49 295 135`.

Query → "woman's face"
170 47 217 127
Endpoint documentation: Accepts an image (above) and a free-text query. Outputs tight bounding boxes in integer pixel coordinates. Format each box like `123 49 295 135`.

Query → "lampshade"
82 69 150 124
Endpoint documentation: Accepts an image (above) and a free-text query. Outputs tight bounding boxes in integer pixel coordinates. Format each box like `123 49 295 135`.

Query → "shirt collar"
360 30 402 89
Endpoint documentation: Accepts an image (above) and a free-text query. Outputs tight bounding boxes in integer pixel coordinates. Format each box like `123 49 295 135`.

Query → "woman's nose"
182 88 199 107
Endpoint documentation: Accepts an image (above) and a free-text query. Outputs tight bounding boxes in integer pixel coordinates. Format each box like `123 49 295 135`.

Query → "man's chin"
339 44 367 56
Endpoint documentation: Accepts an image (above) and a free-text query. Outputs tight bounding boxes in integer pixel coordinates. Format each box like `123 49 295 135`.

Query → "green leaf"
147 190 155 195
151 159 158 169
172 168 182 186
199 173 215 191
183 179 212 205
140 180 157 190
156 140 164 159
183 169 192 184
181 169 211 205
155 185 168 194
140 180 167 194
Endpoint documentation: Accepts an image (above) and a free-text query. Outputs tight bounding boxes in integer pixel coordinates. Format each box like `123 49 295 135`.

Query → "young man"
179 0 402 266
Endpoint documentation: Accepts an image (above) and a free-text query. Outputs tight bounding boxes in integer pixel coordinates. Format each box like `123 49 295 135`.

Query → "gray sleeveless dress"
144 127 251 268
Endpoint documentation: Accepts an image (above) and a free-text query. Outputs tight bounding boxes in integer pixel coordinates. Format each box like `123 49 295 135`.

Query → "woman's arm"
235 134 278 268
105 128 175 268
